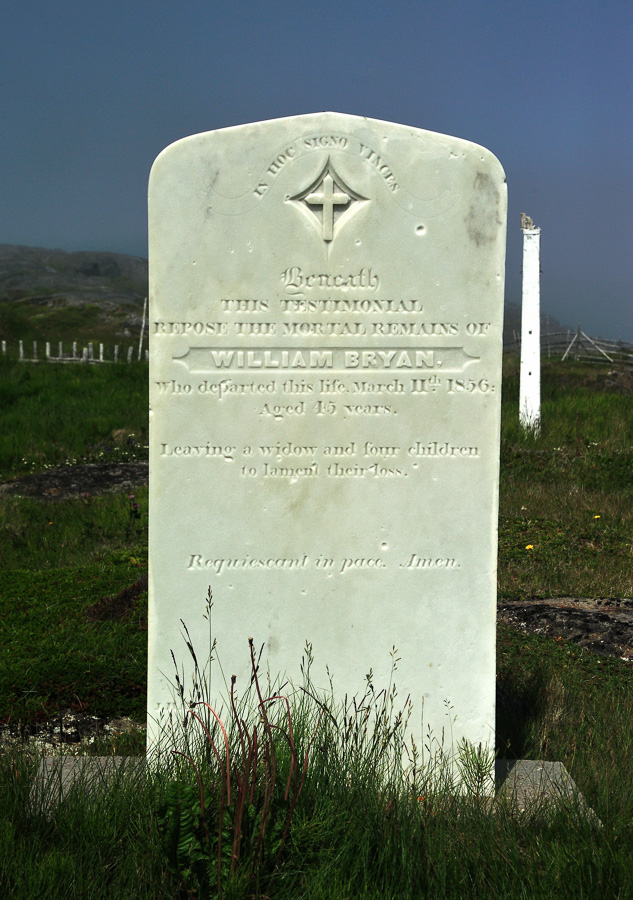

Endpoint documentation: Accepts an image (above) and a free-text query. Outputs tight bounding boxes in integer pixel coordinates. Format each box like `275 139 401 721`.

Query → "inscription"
156 439 481 479
326 462 404 477
303 135 348 150
173 347 478 373
155 376 495 403
283 321 366 336
153 309 491 331
262 462 319 477
220 299 269 312
160 443 236 459
251 134 400 201
280 266 379 296
185 552 462 575
408 442 479 457
358 142 399 192
400 555 461 569
234 322 277 335
371 322 458 336
154 321 228 335
279 297 424 313
187 554 309 574
156 379 277 397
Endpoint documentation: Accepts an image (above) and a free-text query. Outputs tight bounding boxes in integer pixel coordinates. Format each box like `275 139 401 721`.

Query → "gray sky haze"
1 0 631 338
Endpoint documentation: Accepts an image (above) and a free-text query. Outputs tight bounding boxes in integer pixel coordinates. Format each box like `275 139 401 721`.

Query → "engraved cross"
306 174 350 242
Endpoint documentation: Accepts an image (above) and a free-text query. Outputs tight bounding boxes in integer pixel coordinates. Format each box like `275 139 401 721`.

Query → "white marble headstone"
148 113 506 768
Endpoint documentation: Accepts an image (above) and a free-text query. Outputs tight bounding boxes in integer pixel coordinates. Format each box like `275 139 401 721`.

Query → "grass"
0 296 145 346
1 353 633 897
0 356 148 479
498 356 633 599
0 555 147 725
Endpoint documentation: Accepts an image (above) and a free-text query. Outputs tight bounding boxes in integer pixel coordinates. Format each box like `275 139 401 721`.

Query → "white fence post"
19 340 24 360
114 345 119 362
127 347 133 364
99 343 104 362
138 296 147 361
519 213 541 432
33 341 38 361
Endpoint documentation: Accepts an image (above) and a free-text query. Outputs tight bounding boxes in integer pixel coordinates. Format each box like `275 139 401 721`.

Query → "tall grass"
3 632 630 898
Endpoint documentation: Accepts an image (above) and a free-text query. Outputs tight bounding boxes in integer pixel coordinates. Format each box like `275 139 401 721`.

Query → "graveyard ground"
0 355 632 738
1 353 633 897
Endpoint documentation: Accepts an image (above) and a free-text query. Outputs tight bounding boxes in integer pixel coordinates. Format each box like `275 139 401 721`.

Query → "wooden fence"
504 328 633 367
0 339 148 364
3 329 632 368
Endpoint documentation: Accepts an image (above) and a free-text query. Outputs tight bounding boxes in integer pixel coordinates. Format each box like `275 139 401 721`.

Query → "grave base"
32 756 599 823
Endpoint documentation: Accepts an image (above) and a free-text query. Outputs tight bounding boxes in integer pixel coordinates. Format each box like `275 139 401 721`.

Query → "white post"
33 341 38 361
114 345 119 363
88 342 94 361
72 341 78 360
138 296 147 361
19 340 24 360
1 340 6 355
127 346 134 364
82 347 88 362
519 213 541 432
58 341 63 359
99 343 104 362
45 342 51 360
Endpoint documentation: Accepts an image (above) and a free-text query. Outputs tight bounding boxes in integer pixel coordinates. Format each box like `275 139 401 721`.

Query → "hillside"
0 244 148 344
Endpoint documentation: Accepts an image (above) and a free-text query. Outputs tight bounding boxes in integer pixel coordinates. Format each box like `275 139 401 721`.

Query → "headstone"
148 113 506 772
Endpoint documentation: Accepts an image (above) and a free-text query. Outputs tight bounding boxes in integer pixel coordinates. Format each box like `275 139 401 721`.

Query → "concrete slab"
33 755 599 823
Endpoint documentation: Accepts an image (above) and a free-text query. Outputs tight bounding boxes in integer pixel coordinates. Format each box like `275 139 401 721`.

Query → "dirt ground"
0 460 148 500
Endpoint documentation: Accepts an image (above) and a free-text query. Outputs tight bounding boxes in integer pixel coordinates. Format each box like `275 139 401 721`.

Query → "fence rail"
0 340 148 364
3 330 632 367
504 328 633 367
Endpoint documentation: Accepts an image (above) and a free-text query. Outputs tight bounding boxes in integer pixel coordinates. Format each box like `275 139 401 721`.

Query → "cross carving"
305 173 351 242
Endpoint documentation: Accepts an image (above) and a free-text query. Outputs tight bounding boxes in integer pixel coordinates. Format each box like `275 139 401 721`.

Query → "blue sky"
1 0 631 338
